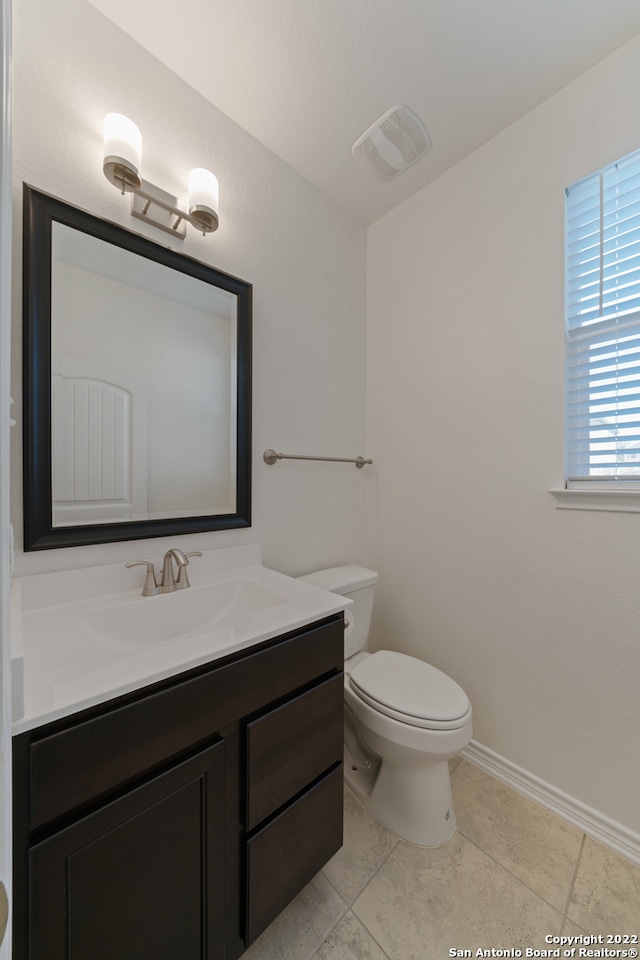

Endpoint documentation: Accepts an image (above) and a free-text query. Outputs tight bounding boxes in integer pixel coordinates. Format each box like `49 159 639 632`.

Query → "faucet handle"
125 560 159 597
175 551 203 588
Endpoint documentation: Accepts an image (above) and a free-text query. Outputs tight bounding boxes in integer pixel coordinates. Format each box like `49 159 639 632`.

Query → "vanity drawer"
27 616 343 831
246 673 343 830
245 764 343 945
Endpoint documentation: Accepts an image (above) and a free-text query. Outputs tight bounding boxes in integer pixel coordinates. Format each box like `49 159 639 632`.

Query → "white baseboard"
462 740 640 869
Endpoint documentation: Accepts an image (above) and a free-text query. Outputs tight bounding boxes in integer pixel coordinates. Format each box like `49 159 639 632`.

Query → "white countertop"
12 543 349 735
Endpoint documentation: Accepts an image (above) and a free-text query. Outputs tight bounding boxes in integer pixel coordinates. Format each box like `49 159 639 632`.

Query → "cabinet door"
28 741 224 960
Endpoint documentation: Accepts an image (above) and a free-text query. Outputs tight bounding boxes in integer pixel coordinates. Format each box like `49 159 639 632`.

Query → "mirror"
22 185 252 550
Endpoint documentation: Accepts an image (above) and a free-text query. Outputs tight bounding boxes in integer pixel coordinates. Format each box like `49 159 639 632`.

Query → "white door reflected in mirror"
51 222 237 527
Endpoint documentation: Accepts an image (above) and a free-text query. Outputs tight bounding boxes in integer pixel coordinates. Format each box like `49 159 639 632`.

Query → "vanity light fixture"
102 113 219 238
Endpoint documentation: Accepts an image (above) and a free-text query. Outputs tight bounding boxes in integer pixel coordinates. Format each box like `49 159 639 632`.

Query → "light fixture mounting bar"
130 179 188 238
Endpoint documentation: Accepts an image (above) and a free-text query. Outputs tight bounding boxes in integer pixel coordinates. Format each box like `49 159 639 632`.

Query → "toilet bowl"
298 565 472 847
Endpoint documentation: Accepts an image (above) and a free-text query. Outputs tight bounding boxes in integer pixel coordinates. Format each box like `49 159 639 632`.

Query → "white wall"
367 33 640 836
11 0 368 577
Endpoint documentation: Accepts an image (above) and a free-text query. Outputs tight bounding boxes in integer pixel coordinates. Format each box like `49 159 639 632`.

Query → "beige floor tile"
451 761 582 911
561 918 588 937
242 871 347 960
351 831 563 960
568 837 640 935
322 787 398 903
315 911 391 960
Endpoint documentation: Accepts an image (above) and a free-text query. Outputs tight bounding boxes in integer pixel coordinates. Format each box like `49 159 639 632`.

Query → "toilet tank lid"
298 564 379 594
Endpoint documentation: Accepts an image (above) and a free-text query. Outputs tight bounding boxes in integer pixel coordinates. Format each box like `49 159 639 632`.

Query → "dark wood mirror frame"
22 185 252 550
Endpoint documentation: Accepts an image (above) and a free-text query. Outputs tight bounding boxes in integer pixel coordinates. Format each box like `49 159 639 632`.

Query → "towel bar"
263 449 373 468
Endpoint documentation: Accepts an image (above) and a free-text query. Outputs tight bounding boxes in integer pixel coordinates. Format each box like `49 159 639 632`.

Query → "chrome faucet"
159 549 203 592
126 550 203 596
173 549 203 589
124 560 159 596
160 550 180 592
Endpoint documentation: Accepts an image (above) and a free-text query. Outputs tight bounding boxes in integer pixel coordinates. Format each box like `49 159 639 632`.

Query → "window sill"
550 489 640 513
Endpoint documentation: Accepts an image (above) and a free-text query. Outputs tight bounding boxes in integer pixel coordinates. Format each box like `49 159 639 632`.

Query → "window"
565 149 640 491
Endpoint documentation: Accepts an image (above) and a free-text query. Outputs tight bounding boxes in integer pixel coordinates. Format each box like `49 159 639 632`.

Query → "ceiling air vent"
352 104 430 182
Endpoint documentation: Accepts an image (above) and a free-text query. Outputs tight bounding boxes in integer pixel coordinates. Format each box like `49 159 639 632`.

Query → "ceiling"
87 0 640 225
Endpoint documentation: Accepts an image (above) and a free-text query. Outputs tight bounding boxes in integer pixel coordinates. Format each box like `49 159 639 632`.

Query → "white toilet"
299 565 472 846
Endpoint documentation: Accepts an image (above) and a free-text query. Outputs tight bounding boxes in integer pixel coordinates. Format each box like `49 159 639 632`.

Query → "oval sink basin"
82 580 287 646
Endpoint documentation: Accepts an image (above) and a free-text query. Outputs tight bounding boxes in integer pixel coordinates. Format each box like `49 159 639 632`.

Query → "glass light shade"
103 113 142 190
188 168 219 232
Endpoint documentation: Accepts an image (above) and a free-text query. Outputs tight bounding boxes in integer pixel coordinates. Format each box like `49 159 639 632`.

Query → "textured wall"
367 33 640 835
11 0 368 577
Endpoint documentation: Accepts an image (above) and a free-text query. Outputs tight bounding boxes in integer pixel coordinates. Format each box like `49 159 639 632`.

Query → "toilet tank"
298 565 378 658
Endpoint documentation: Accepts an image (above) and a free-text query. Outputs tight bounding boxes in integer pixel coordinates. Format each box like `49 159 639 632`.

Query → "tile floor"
242 758 640 960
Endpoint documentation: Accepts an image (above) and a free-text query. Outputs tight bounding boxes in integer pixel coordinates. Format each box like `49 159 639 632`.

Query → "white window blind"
565 148 640 485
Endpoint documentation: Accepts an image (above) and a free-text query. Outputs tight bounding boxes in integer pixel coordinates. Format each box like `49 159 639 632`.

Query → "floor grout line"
301 871 351 960
446 822 575 928
308 907 396 960
313 847 400 960
560 832 586 933
256 767 638 959
348 834 401 909
355 915 395 960
311 816 400 959
304 911 347 960
310 799 403 958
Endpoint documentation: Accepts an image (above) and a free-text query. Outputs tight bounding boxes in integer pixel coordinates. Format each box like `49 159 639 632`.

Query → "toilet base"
344 741 456 847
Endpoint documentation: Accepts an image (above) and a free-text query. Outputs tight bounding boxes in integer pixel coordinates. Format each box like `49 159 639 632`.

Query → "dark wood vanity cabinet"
12 615 345 960
29 742 226 960
245 675 344 944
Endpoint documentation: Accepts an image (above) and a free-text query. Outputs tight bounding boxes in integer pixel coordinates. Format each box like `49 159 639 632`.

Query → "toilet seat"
349 650 472 730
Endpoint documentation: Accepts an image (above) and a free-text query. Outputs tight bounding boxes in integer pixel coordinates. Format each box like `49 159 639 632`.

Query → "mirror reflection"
51 224 237 526
23 187 252 550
